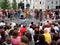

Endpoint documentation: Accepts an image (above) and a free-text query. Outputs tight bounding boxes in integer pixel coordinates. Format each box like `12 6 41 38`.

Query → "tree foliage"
12 0 17 9
1 0 10 9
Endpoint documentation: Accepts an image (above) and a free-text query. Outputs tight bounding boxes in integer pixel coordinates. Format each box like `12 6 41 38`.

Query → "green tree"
12 0 17 10
1 0 10 9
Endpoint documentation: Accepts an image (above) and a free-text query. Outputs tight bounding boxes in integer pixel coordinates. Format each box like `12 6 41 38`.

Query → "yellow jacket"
43 33 52 43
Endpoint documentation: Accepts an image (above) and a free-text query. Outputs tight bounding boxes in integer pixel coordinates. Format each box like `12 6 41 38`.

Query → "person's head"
20 36 29 45
0 30 5 36
23 25 26 28
47 21 49 23
40 23 43 26
31 22 33 24
50 27 55 33
6 37 11 44
56 39 60 45
39 34 45 43
9 26 11 29
30 26 33 28
12 30 18 38
25 33 32 42
35 26 39 34
43 28 48 33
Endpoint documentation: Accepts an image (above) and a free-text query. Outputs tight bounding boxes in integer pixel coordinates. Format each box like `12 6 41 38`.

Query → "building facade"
20 0 34 9
1 0 60 11
9 0 34 9
18 0 60 11
34 0 60 11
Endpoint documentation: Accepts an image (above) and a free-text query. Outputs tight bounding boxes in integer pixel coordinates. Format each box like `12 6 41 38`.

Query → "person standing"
43 28 52 45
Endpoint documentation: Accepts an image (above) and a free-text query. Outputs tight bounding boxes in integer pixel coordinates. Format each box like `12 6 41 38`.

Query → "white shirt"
10 22 16 29
39 26 42 30
0 22 5 26
54 26 59 32
28 28 35 42
29 28 34 35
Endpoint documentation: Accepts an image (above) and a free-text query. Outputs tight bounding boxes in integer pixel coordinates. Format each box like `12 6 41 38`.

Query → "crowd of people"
0 8 60 45
0 19 60 45
0 8 60 21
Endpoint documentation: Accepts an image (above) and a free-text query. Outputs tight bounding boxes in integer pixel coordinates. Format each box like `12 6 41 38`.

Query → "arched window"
40 1 41 4
56 1 58 4
47 6 49 9
52 1 53 4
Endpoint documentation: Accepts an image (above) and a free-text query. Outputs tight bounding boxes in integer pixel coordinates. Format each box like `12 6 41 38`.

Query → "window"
56 1 58 4
56 6 60 9
40 1 41 4
47 6 49 9
43 2 44 4
52 1 53 4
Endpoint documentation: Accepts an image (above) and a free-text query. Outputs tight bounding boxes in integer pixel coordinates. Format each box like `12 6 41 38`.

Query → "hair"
1 30 5 36
25 32 32 42
50 27 55 33
12 30 18 38
30 26 33 28
23 25 26 28
31 22 33 24
47 21 49 23
40 23 43 26
6 36 11 44
39 34 45 43
35 26 39 34
21 36 29 44
1 20 4 22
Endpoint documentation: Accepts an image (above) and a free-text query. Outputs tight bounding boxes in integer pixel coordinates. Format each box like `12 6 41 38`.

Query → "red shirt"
19 27 27 37
2 10 7 15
